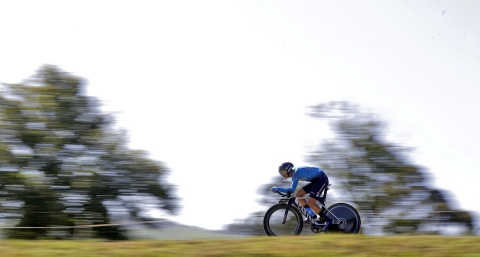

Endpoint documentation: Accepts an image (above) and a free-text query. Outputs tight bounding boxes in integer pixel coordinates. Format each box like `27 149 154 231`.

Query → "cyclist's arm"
276 178 299 194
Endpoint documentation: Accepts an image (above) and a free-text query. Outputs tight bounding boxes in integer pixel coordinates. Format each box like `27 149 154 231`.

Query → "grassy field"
1 235 480 257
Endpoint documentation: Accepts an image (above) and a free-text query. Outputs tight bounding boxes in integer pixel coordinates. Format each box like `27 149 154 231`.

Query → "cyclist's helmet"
278 162 294 177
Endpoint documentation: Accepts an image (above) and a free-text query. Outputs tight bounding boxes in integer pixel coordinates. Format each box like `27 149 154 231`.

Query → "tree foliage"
0 65 178 239
307 101 473 235
226 101 474 235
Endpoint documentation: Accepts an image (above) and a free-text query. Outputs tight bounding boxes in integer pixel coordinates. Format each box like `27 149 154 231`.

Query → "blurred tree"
226 101 474 236
307 101 473 235
0 65 178 239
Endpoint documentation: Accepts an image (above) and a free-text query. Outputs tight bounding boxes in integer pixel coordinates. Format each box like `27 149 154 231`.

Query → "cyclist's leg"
307 175 328 216
296 189 307 207
297 183 313 207
307 195 322 214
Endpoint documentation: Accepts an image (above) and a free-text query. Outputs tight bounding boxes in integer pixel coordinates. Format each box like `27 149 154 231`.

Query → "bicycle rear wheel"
263 203 303 236
325 203 361 233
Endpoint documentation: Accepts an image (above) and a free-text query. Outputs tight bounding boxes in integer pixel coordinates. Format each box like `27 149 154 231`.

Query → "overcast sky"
1 0 479 230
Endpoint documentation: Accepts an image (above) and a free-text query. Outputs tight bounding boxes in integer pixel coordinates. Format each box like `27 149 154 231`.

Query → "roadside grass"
1 235 480 257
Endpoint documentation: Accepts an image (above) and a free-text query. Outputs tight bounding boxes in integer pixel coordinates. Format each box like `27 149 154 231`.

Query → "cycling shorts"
302 173 329 201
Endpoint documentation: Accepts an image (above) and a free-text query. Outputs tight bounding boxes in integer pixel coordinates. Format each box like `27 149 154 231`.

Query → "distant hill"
125 219 245 240
0 219 248 240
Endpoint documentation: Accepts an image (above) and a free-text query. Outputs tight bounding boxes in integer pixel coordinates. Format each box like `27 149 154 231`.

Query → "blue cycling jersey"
275 166 325 193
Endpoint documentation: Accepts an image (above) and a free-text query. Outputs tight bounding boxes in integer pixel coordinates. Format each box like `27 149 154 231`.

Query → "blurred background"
1 1 479 239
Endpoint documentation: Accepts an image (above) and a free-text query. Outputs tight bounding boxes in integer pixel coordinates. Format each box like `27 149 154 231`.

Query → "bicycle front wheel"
325 203 361 233
263 203 303 236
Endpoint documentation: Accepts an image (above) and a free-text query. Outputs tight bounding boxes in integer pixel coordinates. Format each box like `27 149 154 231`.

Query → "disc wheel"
324 203 361 233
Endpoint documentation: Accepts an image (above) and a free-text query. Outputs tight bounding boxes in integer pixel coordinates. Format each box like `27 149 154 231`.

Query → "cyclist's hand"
271 187 279 192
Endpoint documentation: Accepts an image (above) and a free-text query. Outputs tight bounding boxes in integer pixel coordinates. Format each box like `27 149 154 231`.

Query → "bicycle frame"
278 194 344 226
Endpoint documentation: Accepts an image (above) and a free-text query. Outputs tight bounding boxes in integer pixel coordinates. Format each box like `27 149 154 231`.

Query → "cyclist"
271 162 331 226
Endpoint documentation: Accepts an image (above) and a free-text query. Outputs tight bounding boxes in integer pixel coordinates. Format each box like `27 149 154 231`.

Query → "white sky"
1 0 479 231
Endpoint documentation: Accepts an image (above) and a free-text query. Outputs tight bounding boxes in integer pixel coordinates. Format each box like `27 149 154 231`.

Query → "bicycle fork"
282 197 296 224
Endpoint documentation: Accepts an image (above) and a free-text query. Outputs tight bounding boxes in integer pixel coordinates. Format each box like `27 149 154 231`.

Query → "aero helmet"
278 162 294 177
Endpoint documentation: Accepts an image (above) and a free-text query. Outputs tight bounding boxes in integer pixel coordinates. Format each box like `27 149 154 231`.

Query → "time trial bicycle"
263 184 361 236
